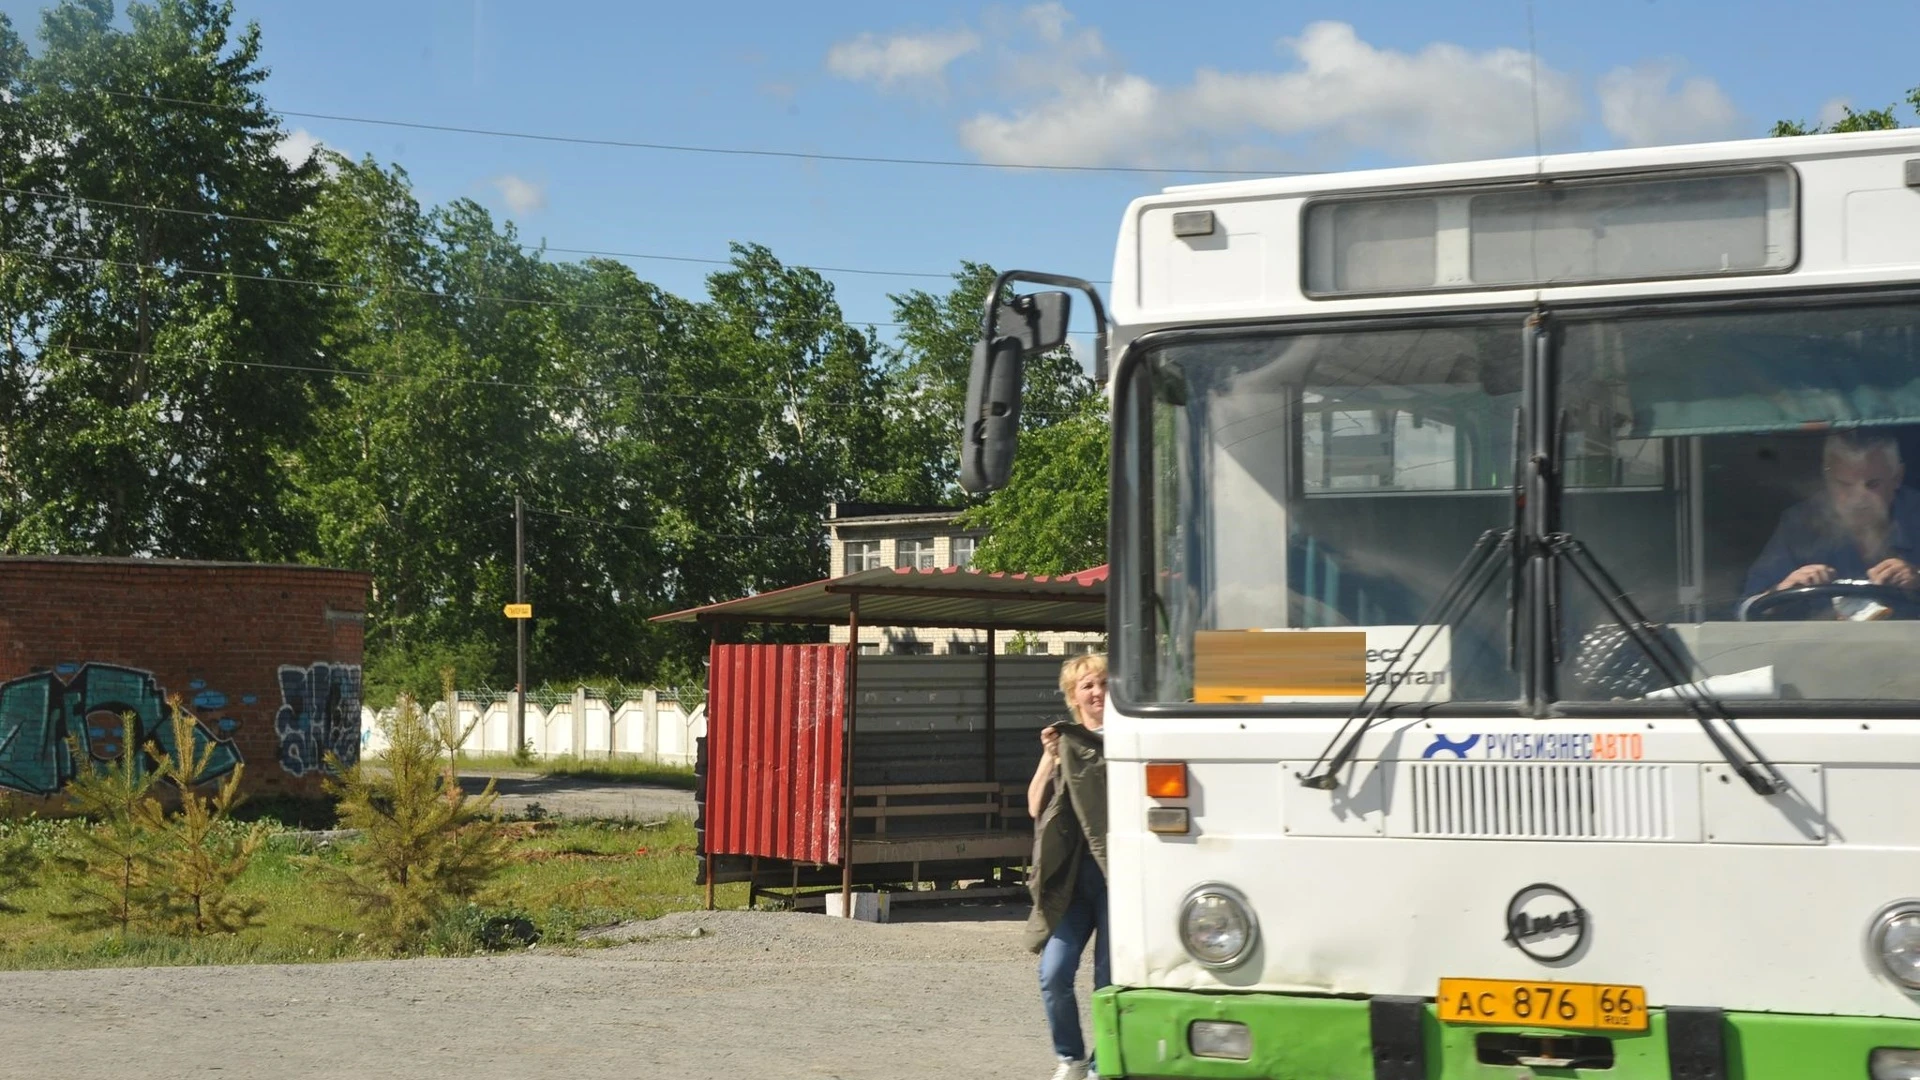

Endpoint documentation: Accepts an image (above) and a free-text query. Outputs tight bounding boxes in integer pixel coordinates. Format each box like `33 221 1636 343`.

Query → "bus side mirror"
961 336 1025 493
1003 290 1072 355
960 291 1071 494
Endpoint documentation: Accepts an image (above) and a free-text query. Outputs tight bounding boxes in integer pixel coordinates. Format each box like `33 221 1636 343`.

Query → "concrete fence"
360 689 706 767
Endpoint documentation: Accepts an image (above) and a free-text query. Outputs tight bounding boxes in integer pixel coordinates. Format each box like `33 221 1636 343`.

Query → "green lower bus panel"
1092 986 1920 1079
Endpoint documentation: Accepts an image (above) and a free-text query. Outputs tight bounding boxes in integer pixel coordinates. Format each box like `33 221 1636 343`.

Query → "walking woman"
1025 652 1109 1080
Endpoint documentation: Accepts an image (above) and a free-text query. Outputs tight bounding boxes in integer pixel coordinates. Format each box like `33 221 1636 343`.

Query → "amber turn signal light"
1145 761 1188 799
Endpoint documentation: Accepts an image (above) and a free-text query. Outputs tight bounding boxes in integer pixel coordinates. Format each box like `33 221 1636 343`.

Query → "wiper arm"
1300 527 1515 790
1544 533 1788 796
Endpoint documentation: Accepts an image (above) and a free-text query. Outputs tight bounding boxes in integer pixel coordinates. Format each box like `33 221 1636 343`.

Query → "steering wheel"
1738 579 1920 621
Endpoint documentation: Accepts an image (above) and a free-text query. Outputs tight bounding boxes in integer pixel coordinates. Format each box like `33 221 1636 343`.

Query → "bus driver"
1744 430 1920 603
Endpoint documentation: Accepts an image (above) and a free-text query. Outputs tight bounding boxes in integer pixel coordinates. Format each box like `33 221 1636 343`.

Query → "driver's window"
1556 304 1920 705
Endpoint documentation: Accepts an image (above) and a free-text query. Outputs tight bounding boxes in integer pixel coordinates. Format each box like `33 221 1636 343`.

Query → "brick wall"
0 556 370 809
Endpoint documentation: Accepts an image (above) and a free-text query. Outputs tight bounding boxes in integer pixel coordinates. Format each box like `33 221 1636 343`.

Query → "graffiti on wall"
0 664 242 797
275 663 363 777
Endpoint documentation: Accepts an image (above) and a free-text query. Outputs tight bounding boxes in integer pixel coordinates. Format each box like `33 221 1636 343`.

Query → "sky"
5 0 1920 350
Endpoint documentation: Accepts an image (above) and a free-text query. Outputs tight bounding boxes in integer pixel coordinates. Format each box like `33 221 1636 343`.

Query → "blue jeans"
1040 851 1111 1062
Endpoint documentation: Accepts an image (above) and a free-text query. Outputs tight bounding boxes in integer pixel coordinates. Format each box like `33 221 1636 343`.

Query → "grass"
453 753 697 790
0 814 745 970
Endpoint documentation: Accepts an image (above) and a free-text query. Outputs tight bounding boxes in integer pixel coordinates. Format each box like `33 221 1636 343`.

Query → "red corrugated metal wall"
706 643 848 864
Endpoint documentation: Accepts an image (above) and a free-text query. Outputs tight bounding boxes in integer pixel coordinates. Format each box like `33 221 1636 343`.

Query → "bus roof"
1112 128 1920 334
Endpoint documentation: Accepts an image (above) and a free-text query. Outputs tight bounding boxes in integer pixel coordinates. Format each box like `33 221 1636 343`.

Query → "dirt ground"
0 907 1091 1080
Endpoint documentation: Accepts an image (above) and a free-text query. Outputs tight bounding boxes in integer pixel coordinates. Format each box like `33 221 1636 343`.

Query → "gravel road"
0 907 1089 1080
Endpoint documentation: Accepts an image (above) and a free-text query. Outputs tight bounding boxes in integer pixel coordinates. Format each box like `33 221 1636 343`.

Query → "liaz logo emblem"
1505 883 1588 963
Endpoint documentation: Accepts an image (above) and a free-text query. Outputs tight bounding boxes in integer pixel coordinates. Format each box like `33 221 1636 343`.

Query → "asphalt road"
455 771 696 822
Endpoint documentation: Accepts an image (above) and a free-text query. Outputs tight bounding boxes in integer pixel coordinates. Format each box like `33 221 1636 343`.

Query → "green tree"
294 158 543 697
957 396 1109 575
1773 86 1920 135
881 262 1099 504
312 694 509 952
697 243 891 593
0 15 41 541
3 0 338 558
55 713 163 936
142 697 267 936
886 263 1107 574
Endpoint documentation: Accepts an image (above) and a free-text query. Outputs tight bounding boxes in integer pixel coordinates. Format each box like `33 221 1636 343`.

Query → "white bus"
964 129 1920 1079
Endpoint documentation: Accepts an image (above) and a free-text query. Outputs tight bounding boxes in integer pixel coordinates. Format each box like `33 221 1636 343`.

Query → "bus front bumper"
1092 986 1920 1079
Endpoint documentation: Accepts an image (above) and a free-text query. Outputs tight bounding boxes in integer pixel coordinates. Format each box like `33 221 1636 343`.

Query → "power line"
524 505 824 544
4 245 903 331
4 245 1101 337
112 90 1310 178
0 184 1061 283
24 340 1090 422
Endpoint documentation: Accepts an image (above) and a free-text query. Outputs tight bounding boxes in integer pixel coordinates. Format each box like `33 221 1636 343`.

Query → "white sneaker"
1048 1060 1089 1080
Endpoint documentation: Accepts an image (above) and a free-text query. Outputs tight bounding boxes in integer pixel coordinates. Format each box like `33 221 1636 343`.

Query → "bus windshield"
1118 295 1920 711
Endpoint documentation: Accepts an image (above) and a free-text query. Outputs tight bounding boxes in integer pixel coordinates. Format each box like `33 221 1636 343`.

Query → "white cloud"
1597 62 1744 147
490 174 547 215
274 128 325 169
1818 98 1852 129
826 27 981 89
1020 1 1073 45
959 18 1584 170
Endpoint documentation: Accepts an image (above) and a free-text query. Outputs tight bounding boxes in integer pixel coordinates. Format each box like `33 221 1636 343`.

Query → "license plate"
1438 978 1649 1033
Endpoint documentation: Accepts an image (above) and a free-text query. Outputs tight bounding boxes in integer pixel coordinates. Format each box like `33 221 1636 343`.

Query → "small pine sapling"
311 689 509 952
143 697 268 936
54 712 163 936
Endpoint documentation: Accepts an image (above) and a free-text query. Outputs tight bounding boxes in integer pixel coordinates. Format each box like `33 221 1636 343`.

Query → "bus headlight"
1872 1048 1920 1079
1179 884 1258 969
1869 902 1920 990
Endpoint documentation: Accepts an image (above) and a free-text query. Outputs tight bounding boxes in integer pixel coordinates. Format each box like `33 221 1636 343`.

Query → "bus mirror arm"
1545 534 1790 797
1300 527 1516 790
958 271 1110 495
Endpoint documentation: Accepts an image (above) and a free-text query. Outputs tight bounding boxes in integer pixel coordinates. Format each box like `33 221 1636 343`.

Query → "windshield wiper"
1544 533 1788 796
1300 527 1515 790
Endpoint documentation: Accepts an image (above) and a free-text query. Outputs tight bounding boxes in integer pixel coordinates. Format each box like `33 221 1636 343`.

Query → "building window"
857 643 881 655
1062 641 1102 656
949 640 990 655
951 536 977 569
896 537 935 570
844 540 881 573
893 641 933 656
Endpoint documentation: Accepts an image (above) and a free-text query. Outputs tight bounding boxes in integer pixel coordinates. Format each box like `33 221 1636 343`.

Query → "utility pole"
513 493 527 755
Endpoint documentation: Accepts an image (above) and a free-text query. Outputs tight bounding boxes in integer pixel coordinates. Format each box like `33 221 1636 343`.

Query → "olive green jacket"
1023 721 1108 954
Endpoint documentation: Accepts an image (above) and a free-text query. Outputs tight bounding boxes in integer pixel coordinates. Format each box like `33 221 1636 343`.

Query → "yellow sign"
1437 978 1648 1033
1192 629 1366 703
503 603 533 619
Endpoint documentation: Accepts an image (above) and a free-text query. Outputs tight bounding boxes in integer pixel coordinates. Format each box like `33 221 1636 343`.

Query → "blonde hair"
1058 652 1108 724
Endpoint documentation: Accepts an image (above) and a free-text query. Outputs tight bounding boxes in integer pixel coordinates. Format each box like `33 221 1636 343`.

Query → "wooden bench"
851 781 1006 835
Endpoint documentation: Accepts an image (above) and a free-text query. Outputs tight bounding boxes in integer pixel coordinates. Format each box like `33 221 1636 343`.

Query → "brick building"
825 502 1105 657
0 556 370 807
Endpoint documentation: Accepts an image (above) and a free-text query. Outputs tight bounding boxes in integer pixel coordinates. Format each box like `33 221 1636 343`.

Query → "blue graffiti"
275 663 363 777
0 665 242 796
191 690 228 710
1422 733 1482 760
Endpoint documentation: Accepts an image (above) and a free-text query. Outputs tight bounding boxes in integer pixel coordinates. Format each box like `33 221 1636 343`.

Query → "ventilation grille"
1404 762 1677 841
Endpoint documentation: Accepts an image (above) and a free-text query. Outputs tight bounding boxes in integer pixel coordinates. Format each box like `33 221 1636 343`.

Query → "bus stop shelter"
652 564 1107 913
